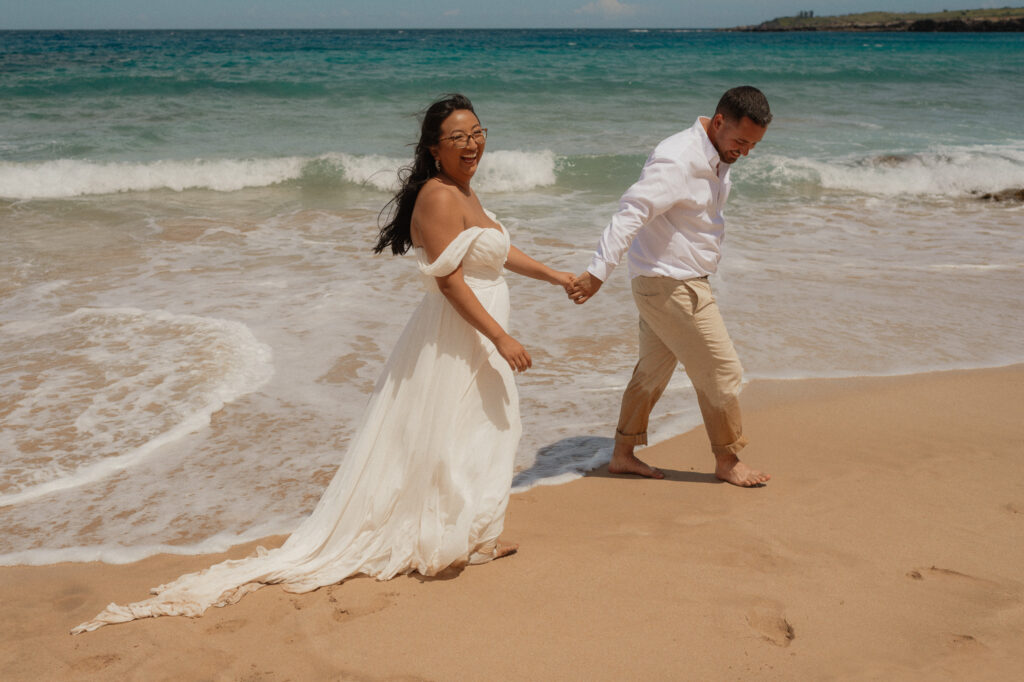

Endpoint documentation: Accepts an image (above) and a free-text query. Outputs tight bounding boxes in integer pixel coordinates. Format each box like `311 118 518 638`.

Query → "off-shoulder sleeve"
418 227 487 278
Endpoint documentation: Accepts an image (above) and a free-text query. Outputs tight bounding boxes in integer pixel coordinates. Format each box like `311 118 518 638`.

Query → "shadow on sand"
513 435 721 489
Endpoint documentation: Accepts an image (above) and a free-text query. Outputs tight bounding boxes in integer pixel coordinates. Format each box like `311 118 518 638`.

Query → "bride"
73 93 575 633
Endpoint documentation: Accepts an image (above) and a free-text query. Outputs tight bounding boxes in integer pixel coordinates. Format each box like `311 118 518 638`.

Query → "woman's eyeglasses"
440 129 487 148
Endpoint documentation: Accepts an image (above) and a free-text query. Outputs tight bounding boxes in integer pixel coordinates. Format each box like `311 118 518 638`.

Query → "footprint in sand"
70 654 121 673
53 585 89 612
746 605 795 647
948 633 987 651
53 595 87 612
905 566 1017 617
907 566 994 585
331 591 398 623
204 618 248 635
928 567 980 580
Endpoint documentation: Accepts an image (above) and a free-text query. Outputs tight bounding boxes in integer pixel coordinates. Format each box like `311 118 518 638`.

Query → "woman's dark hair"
374 93 476 255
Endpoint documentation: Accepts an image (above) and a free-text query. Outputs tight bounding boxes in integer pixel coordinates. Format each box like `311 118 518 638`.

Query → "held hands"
551 271 577 295
567 271 602 304
494 269 598 371
494 333 532 372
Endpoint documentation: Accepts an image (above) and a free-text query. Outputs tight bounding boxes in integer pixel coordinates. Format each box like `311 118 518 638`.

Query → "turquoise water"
2 30 1022 564
4 30 1022 162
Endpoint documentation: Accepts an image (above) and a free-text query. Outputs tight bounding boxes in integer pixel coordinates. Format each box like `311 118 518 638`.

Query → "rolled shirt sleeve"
585 118 729 283
587 152 685 282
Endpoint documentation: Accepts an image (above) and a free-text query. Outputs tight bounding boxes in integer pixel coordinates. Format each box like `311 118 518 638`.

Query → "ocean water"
2 29 1022 565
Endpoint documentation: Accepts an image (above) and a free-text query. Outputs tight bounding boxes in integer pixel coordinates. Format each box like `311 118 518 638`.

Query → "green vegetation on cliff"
733 6 1024 31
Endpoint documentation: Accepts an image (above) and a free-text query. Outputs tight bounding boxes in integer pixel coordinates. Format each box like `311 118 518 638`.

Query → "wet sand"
1 365 1022 681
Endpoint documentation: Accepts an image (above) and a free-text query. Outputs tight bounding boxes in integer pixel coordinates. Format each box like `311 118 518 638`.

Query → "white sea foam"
0 150 561 199
926 263 1020 271
328 153 406 192
476 150 558 193
0 157 308 199
315 150 558 194
0 519 298 566
751 143 1024 199
0 308 273 507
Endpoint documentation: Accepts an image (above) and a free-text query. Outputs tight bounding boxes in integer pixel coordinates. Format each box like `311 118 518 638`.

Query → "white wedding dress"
73 217 521 633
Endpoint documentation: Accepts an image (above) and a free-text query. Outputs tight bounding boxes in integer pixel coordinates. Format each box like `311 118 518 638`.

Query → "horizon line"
0 26 724 32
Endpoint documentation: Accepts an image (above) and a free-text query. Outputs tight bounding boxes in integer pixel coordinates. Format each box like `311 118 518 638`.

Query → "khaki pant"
615 276 748 457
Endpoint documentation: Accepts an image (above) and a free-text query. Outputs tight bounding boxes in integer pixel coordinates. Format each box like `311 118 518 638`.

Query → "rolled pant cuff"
711 434 749 457
615 430 648 447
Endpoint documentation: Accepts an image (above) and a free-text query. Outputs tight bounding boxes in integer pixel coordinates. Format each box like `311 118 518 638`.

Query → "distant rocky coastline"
731 8 1024 32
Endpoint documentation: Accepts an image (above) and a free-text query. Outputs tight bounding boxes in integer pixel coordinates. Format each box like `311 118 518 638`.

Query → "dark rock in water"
976 189 1024 202
874 154 911 167
910 19 963 32
909 18 1024 32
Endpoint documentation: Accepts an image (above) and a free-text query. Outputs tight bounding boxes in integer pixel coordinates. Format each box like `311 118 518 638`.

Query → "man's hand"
568 271 603 305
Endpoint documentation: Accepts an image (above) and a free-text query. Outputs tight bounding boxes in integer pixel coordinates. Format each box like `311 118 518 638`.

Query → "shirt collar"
695 116 724 173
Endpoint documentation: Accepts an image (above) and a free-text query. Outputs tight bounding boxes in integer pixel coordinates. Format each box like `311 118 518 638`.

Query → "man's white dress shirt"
587 117 732 282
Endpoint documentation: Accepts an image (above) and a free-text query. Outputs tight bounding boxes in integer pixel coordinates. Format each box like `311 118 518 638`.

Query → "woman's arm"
413 187 532 371
504 245 576 293
435 268 531 372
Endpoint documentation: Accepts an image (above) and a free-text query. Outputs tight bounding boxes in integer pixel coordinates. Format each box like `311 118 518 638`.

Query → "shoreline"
2 364 1022 679
4 361 1021 568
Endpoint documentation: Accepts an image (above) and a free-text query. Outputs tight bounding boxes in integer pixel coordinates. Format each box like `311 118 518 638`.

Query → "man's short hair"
715 86 772 127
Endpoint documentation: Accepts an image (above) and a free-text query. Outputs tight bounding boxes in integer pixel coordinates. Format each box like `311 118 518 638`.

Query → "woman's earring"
435 159 441 172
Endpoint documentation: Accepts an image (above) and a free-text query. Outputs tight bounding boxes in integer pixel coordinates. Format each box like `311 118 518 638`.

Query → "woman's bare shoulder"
414 180 466 224
412 179 465 248
416 178 460 209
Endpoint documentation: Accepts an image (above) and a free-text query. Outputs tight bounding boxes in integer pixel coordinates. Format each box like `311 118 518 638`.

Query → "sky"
0 0 1010 30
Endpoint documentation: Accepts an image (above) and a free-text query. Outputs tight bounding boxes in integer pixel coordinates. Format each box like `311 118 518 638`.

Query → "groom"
568 86 771 487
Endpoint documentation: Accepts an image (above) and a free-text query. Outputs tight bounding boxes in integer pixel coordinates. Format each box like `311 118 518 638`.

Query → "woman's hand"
493 334 532 372
568 271 602 304
551 271 577 295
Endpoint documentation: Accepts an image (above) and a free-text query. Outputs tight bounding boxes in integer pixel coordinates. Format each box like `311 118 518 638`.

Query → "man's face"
708 114 767 164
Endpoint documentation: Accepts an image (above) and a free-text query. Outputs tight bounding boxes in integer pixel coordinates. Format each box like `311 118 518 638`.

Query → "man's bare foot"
715 454 770 487
608 445 665 479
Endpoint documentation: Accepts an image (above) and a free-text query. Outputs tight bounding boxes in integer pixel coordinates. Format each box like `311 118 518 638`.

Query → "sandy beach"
1 365 1021 681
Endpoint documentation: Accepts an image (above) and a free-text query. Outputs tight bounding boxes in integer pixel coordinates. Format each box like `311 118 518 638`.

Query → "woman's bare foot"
470 539 518 564
493 541 518 559
608 444 665 479
714 454 770 487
